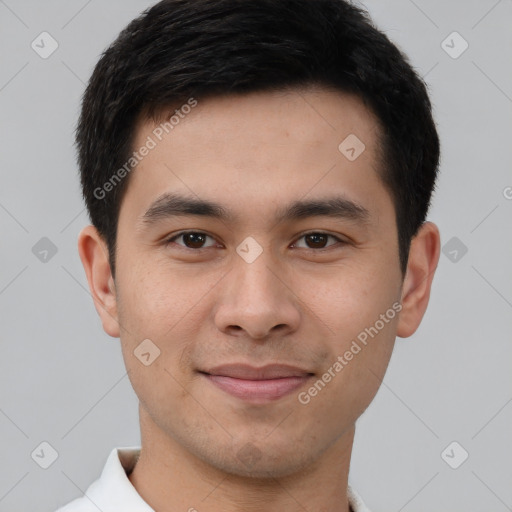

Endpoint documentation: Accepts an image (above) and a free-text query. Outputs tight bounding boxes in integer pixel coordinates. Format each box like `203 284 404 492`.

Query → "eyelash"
163 230 347 251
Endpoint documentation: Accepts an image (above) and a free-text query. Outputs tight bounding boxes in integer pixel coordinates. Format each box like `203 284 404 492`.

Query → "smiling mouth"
198 363 315 402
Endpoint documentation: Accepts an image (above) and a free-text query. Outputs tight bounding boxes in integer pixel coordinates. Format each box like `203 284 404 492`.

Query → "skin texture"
78 87 440 512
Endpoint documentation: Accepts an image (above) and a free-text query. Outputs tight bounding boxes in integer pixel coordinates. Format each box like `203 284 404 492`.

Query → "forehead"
121 87 390 227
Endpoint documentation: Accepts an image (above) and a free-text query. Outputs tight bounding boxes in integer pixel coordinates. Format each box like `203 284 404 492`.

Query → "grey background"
0 1 511 511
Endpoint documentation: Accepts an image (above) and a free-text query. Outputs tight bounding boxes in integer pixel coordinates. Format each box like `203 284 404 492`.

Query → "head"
78 0 440 479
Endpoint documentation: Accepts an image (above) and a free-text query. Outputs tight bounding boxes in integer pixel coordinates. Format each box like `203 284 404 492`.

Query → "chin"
194 441 316 480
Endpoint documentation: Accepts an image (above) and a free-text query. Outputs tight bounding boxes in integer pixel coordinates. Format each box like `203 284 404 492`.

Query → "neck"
129 404 354 512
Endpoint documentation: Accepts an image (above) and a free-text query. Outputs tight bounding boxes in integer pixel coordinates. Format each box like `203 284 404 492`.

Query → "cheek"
294 263 399 403
299 324 396 430
116 272 200 414
292 261 400 337
115 263 219 391
116 259 217 339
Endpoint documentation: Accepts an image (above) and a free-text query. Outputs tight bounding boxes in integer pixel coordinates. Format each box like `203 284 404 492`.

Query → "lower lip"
202 373 312 402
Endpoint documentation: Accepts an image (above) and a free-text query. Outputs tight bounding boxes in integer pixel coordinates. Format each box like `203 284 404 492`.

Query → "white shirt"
56 446 372 512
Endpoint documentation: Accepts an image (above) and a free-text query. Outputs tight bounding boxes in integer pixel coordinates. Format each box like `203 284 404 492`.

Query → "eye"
292 232 345 250
165 231 218 249
163 231 346 251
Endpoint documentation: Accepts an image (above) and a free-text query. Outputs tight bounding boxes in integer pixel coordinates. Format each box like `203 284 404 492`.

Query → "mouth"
198 364 315 402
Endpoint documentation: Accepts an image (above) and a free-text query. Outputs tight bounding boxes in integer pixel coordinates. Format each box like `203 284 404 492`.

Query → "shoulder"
54 446 143 512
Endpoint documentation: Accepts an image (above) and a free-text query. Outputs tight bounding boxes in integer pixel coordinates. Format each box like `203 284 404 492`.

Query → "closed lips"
200 364 314 380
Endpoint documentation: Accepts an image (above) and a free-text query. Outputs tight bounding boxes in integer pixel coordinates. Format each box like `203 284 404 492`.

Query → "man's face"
113 88 404 477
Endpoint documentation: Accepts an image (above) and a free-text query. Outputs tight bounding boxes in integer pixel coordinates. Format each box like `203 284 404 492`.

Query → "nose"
213 249 301 340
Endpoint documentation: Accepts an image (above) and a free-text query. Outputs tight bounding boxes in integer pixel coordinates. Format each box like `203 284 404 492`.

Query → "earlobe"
77 225 120 338
396 222 441 338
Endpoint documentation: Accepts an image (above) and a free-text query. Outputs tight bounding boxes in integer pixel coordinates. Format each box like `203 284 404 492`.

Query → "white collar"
57 446 372 512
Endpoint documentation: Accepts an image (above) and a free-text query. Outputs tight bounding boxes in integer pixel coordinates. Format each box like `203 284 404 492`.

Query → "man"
57 0 440 510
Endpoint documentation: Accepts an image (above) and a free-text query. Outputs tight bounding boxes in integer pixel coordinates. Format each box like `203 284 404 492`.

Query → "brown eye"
293 232 343 250
182 233 207 248
166 232 217 249
305 233 328 248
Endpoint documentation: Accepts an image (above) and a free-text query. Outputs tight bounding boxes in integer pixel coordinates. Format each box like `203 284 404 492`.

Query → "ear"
396 221 440 338
77 225 120 338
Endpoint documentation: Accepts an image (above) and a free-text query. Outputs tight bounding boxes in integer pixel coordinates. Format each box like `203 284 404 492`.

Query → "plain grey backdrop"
0 1 511 511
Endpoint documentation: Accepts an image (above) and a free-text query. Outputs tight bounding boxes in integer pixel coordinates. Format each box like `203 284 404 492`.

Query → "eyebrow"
140 192 371 227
